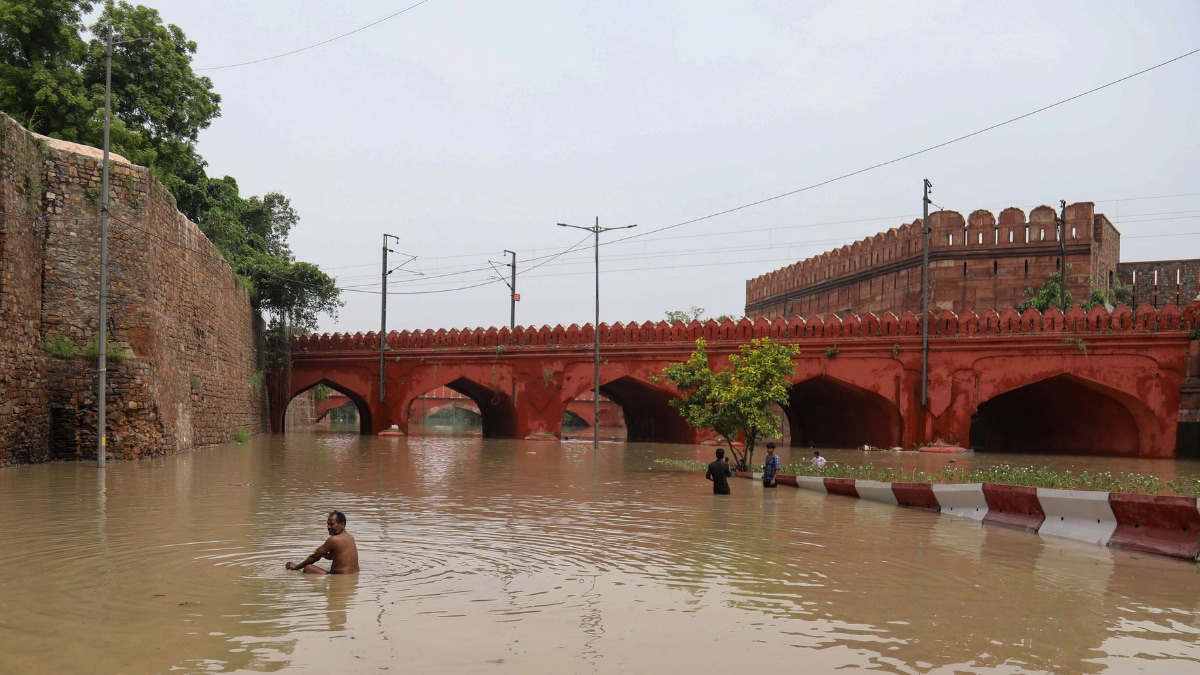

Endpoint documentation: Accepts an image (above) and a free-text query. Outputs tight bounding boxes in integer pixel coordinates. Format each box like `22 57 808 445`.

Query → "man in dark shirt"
706 448 733 495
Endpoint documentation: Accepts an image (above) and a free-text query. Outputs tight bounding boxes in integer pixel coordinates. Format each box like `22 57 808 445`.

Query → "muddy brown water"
2 433 1198 674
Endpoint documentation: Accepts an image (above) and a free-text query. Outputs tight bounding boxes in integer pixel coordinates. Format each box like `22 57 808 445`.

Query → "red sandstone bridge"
270 302 1200 458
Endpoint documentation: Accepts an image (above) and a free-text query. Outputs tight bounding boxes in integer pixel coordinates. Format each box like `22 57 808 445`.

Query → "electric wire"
598 46 1200 250
195 0 434 71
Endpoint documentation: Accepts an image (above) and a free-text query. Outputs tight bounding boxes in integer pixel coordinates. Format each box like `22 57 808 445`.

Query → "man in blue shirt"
762 442 781 488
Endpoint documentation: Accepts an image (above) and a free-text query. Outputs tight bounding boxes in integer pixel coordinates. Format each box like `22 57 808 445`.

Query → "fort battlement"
293 301 1200 353
745 202 1124 318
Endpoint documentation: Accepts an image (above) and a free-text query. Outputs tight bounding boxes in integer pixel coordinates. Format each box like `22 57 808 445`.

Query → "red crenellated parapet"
290 302 1195 353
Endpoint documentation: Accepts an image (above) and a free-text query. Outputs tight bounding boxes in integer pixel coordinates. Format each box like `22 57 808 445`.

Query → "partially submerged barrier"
982 483 1046 532
739 473 1200 562
1108 493 1200 559
1036 488 1117 547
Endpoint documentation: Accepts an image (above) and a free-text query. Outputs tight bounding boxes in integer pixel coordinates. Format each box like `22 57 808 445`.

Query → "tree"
657 337 799 472
1 0 342 336
81 1 221 178
0 0 94 138
1018 268 1072 313
1022 267 1136 313
665 306 706 323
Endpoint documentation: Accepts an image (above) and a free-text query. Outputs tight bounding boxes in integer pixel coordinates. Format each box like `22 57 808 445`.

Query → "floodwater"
2 433 1198 674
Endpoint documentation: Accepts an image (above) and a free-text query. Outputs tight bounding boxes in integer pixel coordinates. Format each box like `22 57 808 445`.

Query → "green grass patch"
654 458 1200 497
41 335 79 359
233 428 251 443
85 335 129 364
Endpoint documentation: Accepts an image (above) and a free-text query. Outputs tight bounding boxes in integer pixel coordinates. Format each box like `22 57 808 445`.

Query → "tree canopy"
0 0 340 330
656 337 799 471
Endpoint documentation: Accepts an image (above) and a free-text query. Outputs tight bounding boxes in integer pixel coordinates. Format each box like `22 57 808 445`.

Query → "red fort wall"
746 202 1123 318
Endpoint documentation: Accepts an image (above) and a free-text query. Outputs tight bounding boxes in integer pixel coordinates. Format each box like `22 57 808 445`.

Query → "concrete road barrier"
982 483 1046 532
855 480 898 505
892 482 940 512
794 476 827 493
931 483 988 521
1036 488 1117 546
824 478 858 498
1108 493 1200 560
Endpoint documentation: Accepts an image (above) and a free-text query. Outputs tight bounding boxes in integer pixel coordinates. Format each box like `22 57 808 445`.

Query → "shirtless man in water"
286 510 360 574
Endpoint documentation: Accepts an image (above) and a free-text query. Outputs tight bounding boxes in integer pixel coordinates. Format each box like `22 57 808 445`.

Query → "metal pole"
921 179 931 407
380 234 388 402
505 249 516 330
593 218 600 457
1058 199 1067 312
97 28 113 468
556 219 637 457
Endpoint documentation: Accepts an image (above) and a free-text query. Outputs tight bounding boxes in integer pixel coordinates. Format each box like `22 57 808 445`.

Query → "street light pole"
380 233 399 402
557 218 636 456
97 27 151 468
505 249 517 330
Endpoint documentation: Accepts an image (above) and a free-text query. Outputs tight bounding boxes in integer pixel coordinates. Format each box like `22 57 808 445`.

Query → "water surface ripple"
1 433 1198 673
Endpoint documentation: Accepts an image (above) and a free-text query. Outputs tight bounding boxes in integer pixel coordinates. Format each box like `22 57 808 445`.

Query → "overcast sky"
129 1 1199 334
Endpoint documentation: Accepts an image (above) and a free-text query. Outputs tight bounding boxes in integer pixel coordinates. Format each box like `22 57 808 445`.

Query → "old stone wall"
0 113 268 464
0 116 51 464
1118 259 1200 309
746 202 1121 318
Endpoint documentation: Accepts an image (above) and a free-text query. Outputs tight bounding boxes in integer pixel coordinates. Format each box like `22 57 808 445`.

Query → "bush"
85 335 129 364
233 428 251 443
42 336 79 359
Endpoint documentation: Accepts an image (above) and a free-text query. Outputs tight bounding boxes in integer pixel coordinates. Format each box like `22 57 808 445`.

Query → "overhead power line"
602 46 1200 249
196 0 434 71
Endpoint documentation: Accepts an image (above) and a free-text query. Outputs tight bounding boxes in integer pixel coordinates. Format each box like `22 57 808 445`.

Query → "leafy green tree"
1 0 341 336
665 306 706 323
81 1 220 178
0 0 94 137
657 337 799 472
1018 269 1072 313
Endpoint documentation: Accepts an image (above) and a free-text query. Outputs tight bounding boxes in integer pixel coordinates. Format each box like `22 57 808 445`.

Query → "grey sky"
131 1 1199 334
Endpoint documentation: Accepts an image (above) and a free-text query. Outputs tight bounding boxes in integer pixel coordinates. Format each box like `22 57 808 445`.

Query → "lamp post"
380 233 399 402
557 218 636 456
97 27 151 469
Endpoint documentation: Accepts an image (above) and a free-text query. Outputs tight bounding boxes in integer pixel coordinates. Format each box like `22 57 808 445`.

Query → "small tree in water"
656 337 799 472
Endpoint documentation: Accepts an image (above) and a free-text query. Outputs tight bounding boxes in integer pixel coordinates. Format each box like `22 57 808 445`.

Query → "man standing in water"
286 510 360 574
762 443 781 488
706 448 733 495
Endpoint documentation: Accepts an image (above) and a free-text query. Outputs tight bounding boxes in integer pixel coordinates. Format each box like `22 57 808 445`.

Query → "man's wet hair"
330 510 347 525
715 448 725 459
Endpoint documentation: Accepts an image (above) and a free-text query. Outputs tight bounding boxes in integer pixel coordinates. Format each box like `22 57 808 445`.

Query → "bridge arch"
970 373 1151 456
785 374 902 449
563 410 589 428
286 380 372 434
598 376 694 443
408 377 518 438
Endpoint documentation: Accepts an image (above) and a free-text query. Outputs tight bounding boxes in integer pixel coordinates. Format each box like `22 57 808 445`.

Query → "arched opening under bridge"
412 377 518 438
969 374 1142 456
598 376 692 444
407 386 483 436
784 375 902 449
284 381 371 435
563 391 625 440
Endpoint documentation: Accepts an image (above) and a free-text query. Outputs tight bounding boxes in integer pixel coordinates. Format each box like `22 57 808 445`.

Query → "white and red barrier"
739 472 1200 561
1036 488 1117 547
931 483 988 521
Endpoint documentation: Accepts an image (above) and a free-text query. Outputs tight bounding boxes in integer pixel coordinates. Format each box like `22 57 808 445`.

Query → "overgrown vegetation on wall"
0 0 341 336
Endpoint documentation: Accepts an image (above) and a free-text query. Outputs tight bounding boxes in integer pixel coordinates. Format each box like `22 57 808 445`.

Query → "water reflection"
0 434 1197 673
